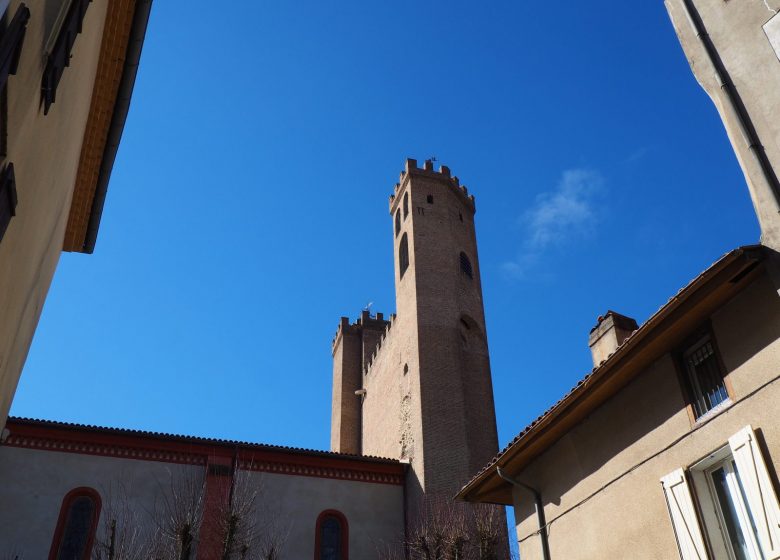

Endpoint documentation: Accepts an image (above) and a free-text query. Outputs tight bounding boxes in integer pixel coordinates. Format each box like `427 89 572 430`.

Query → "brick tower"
331 158 500 505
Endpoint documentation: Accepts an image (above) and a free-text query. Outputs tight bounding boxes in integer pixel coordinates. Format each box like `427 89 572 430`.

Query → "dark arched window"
403 192 409 218
399 234 409 279
459 251 473 279
395 209 401 236
49 487 101 560
315 509 348 560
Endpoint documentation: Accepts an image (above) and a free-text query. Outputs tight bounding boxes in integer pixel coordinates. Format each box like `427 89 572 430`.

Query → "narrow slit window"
399 233 409 279
394 209 401 237
403 192 409 218
427 194 433 204
459 252 473 279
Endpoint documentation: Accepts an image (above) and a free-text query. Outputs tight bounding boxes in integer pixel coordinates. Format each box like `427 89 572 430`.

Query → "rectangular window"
706 457 763 560
678 330 729 419
662 426 780 560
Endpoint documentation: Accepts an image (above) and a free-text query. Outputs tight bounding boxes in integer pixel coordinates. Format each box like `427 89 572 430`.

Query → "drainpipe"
678 0 780 247
497 467 551 560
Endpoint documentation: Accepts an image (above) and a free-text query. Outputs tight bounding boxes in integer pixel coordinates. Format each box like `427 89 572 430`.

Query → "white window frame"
701 455 764 559
663 426 780 560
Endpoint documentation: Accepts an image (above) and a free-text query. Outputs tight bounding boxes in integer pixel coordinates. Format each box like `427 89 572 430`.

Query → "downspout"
497 467 551 560
679 0 780 226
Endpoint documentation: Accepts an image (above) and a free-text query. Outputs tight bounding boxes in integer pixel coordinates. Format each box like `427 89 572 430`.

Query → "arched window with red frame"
48 487 101 560
314 509 348 560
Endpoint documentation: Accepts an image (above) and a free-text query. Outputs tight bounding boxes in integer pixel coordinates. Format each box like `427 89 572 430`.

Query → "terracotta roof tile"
5 416 399 464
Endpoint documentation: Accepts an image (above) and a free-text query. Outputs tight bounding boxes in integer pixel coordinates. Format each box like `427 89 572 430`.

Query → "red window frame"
48 486 101 560
314 509 349 560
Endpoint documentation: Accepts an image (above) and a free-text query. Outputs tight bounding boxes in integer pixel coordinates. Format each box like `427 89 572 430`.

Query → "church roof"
456 244 768 505
2 416 405 486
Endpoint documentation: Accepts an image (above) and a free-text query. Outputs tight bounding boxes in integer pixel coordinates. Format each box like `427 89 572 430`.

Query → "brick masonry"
331 159 501 508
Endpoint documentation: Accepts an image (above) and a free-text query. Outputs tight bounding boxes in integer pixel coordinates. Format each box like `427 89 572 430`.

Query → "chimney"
588 311 638 367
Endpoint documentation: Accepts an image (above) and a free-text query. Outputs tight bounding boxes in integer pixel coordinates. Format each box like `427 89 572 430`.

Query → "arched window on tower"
403 192 409 218
399 233 409 279
395 209 401 237
459 251 473 279
315 509 349 560
49 487 101 560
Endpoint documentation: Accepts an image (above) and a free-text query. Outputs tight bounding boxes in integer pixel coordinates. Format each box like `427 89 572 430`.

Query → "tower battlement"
332 158 500 516
389 158 476 214
331 310 393 353
363 313 397 374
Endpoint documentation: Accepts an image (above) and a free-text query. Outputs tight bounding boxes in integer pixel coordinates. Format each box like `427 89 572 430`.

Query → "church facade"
0 160 506 559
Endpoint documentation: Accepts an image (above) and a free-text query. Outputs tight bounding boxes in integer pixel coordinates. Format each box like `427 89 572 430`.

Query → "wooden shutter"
0 162 16 242
729 425 780 559
0 3 30 89
661 468 710 560
41 0 90 114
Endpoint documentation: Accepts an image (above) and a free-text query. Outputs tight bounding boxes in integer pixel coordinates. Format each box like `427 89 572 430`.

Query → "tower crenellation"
389 158 475 213
332 158 501 526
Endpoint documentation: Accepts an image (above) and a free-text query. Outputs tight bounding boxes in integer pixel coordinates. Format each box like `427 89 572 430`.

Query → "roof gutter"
82 0 153 253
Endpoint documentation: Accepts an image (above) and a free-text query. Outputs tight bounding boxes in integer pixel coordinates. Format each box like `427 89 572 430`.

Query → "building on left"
0 0 152 429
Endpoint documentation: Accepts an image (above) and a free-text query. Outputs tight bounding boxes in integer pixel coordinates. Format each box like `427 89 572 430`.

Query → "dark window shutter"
0 162 17 242
42 0 90 115
0 4 30 90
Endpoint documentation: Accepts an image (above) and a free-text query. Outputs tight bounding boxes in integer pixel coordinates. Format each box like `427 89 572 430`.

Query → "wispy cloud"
502 168 604 279
625 147 648 165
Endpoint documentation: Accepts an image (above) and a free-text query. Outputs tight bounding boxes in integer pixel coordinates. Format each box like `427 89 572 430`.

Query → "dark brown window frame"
42 0 90 115
673 322 733 424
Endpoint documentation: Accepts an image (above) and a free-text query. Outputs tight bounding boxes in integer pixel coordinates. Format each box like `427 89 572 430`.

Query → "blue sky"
13 0 757 533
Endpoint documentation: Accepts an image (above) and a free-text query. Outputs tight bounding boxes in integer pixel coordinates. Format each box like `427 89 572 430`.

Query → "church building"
0 159 506 559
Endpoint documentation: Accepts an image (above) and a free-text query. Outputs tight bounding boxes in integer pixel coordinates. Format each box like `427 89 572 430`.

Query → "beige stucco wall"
0 0 108 428
244 470 405 558
0 445 405 559
665 0 780 250
512 271 780 560
0 446 204 557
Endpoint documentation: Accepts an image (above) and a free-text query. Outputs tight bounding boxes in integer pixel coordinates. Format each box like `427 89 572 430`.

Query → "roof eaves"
5 416 401 464
457 245 764 502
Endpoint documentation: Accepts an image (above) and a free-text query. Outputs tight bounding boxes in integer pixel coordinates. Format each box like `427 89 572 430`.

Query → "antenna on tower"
426 156 438 165
364 301 374 313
